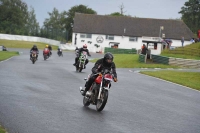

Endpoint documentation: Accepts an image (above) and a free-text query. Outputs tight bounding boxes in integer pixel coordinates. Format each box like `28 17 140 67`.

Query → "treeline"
0 0 199 42
0 0 97 42
179 0 200 35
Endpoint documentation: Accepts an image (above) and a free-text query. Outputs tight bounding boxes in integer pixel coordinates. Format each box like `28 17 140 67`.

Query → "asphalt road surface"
0 49 200 133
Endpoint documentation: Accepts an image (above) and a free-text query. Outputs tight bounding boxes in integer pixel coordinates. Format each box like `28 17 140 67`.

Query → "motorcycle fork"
97 78 103 100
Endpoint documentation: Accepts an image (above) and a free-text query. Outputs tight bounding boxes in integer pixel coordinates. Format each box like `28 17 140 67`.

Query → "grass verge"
0 39 58 50
0 51 19 61
0 125 6 133
91 54 179 68
140 70 200 91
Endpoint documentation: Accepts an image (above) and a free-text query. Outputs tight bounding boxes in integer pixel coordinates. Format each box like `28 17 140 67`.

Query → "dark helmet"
33 44 37 48
104 52 113 64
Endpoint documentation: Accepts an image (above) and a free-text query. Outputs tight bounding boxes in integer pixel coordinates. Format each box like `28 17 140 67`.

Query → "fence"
104 47 137 54
138 54 146 63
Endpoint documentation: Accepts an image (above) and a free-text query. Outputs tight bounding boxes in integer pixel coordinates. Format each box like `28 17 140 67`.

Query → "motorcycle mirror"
84 78 87 80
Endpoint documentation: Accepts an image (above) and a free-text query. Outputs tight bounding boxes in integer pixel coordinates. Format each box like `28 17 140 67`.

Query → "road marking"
0 57 13 63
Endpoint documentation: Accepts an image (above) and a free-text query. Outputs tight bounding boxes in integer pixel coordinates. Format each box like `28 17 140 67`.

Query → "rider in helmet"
48 45 52 56
30 44 39 60
81 52 118 96
73 44 91 68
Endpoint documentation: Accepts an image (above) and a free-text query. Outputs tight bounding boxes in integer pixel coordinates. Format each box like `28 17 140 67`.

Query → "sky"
23 0 187 27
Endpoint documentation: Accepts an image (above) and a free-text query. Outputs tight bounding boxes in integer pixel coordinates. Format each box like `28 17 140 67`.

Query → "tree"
109 12 124 16
179 0 200 33
66 4 97 41
0 0 28 34
42 8 67 41
26 6 40 36
119 3 126 15
107 3 132 17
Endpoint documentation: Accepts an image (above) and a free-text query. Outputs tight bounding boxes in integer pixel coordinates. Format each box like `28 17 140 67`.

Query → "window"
80 34 92 38
106 35 114 40
129 37 138 42
86 34 92 38
80 34 85 38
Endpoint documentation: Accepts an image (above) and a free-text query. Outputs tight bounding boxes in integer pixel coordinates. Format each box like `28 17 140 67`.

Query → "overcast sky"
23 0 187 27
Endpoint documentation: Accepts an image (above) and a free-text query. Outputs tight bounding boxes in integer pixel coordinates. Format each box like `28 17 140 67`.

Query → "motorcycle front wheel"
83 96 90 106
32 58 36 64
96 90 109 112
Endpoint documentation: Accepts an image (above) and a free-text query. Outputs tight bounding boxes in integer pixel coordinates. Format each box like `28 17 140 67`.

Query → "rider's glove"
113 77 118 82
92 69 98 74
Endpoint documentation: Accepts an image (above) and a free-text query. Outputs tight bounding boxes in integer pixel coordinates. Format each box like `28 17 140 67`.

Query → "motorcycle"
31 51 37 64
2 46 7 51
75 49 79 57
43 48 50 60
80 69 113 112
76 51 87 72
57 49 63 57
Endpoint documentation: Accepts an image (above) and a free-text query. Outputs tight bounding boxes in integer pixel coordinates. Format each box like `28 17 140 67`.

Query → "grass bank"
0 125 6 133
161 42 200 60
0 39 58 50
140 70 200 91
0 51 19 61
91 54 179 68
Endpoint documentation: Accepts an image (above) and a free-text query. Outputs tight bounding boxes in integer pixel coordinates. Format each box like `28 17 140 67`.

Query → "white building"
72 13 194 54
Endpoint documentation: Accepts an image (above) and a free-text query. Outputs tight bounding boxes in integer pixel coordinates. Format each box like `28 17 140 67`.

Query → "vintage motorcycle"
43 48 50 60
75 51 87 72
80 69 113 112
30 51 37 64
57 49 63 57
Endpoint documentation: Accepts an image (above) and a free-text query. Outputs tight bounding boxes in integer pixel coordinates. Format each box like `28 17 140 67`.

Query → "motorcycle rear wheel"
96 90 109 112
83 96 90 106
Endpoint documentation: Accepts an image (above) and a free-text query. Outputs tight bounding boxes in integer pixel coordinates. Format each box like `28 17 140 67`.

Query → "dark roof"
73 13 194 40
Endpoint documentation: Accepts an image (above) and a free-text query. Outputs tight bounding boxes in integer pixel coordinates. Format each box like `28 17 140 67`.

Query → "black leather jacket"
91 58 117 78
78 48 91 56
30 47 39 53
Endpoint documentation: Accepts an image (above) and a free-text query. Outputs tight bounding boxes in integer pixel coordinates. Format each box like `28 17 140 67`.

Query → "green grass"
160 53 200 60
0 125 6 133
0 51 19 61
140 70 200 91
161 42 200 60
0 39 58 50
91 54 179 68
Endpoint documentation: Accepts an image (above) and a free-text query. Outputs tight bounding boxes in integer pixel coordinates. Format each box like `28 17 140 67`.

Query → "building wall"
72 33 192 53
72 33 144 53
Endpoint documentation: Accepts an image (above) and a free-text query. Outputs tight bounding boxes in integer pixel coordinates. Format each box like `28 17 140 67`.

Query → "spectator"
190 38 195 43
181 36 184 47
141 44 148 55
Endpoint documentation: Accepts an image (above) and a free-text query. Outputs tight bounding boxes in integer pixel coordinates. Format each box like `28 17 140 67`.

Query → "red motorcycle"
43 48 50 60
80 69 114 112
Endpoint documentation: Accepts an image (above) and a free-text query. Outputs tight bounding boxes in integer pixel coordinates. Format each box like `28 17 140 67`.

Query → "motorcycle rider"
73 44 91 69
48 45 52 56
57 47 62 55
75 46 79 51
30 44 39 60
81 52 118 96
43 45 51 57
